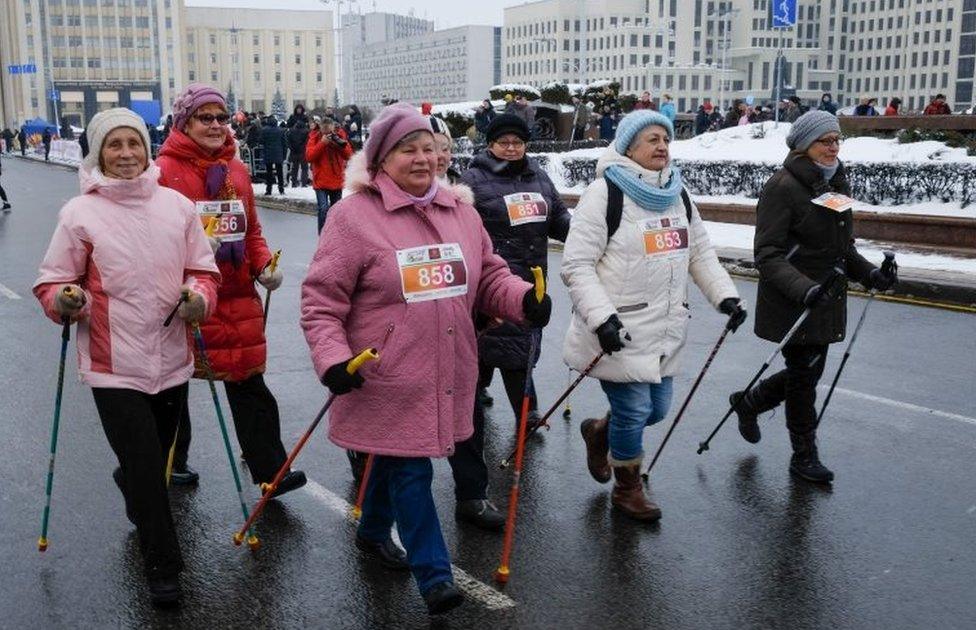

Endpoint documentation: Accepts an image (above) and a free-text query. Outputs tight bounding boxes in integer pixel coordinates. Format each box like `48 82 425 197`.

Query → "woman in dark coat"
729 111 896 483
460 114 571 431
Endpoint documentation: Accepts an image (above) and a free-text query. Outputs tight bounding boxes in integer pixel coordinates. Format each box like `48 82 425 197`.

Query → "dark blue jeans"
599 378 674 464
358 456 453 596
315 188 342 233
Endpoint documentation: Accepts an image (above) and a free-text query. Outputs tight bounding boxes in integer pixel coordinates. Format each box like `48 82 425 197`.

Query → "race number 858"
417 263 456 287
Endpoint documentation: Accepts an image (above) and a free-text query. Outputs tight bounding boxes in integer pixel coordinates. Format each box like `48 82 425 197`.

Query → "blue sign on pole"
7 64 37 75
49 89 60 101
770 0 797 28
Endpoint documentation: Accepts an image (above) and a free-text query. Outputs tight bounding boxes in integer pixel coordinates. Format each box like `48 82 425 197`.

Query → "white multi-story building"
183 5 335 115
0 0 184 128
340 11 433 104
350 25 502 109
502 0 976 114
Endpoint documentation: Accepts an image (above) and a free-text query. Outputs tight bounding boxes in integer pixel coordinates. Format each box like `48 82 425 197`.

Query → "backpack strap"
681 188 693 222
605 178 624 242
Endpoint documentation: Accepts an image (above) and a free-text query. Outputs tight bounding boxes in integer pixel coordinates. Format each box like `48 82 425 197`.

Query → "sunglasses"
192 113 231 125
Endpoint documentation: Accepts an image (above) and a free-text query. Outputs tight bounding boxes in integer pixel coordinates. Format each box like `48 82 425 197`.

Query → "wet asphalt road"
1 157 975 629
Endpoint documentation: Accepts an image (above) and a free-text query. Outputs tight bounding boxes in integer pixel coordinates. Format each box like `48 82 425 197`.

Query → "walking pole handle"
530 266 545 303
268 249 282 273
204 216 219 237
346 348 379 374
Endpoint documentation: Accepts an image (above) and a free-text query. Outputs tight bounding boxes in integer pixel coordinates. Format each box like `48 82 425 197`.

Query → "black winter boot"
789 431 834 483
730 390 761 444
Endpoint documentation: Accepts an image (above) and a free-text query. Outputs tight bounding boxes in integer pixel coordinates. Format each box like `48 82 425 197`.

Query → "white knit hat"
429 115 452 140
83 107 152 172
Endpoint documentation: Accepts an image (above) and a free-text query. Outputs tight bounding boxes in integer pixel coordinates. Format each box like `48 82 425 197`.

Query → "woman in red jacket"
305 116 354 233
155 83 306 496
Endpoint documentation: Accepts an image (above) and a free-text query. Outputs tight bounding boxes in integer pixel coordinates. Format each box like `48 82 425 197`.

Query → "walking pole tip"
494 565 510 584
697 442 709 455
233 532 244 546
499 458 511 469
562 407 572 418
37 537 48 552
260 482 272 494
247 535 260 551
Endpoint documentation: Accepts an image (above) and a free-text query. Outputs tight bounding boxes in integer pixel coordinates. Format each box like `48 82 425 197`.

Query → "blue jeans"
357 456 453 596
315 188 342 233
599 379 674 463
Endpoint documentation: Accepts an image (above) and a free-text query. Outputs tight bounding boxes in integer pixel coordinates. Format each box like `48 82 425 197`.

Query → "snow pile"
429 100 502 117
669 122 976 165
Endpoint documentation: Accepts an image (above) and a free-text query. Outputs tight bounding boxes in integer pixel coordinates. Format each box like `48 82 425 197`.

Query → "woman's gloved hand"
53 284 86 320
177 287 207 324
257 263 284 291
522 288 552 328
207 236 221 254
322 359 366 396
595 314 630 354
718 297 748 332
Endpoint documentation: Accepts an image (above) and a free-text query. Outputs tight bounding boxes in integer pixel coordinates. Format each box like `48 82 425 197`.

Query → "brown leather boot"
611 464 662 522
579 415 611 483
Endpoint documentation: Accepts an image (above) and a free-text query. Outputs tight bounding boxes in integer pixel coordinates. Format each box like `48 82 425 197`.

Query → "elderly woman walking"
33 108 220 605
301 103 550 614
729 110 895 483
156 84 305 496
561 110 745 522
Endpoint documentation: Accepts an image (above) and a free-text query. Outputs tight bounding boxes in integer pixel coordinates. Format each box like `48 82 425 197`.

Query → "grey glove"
177 287 207 324
257 264 283 291
53 284 86 319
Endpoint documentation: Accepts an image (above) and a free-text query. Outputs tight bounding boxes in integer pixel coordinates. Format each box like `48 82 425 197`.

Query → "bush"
441 111 474 139
897 128 976 155
489 84 541 101
618 94 637 113
540 82 572 105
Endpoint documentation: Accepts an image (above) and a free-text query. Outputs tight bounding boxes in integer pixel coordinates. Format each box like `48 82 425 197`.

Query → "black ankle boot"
730 390 761 444
148 574 182 607
789 432 834 483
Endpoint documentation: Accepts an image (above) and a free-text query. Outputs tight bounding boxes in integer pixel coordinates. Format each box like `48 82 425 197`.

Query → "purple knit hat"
364 102 433 172
172 83 227 131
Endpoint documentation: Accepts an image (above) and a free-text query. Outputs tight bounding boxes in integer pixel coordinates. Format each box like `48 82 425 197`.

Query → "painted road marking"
303 479 516 611
827 387 976 428
0 282 21 299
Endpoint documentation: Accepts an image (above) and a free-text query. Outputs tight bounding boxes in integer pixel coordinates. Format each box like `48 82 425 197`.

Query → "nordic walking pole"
165 423 179 487
495 267 545 585
262 249 281 331
697 269 846 455
38 310 73 552
233 347 378 545
499 351 605 468
351 453 375 520
562 367 573 419
817 251 896 424
643 305 743 479
189 320 259 550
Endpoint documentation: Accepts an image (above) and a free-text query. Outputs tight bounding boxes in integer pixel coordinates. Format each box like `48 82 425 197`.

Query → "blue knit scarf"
603 163 684 212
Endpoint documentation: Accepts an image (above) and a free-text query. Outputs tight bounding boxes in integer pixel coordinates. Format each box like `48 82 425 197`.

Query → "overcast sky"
185 0 516 29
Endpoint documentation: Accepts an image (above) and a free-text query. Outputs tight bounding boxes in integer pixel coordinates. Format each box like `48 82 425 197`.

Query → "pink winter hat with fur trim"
364 102 433 172
172 83 227 131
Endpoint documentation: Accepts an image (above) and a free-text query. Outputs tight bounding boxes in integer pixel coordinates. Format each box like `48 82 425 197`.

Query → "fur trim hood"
343 150 474 206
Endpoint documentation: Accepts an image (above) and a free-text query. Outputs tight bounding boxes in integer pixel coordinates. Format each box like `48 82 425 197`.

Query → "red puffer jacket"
305 127 354 190
156 128 273 381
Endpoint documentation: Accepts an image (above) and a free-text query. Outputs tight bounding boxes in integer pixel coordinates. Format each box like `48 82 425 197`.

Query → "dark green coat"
754 153 875 345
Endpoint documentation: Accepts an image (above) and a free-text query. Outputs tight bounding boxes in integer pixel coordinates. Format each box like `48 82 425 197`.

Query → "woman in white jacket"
561 110 746 522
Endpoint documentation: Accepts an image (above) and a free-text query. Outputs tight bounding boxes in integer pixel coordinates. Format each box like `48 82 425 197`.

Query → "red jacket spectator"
306 126 353 190
923 96 952 115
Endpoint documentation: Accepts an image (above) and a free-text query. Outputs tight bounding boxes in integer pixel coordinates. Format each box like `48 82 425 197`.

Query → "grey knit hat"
786 110 841 152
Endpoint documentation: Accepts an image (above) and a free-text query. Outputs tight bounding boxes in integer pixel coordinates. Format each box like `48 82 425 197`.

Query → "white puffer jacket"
560 148 737 383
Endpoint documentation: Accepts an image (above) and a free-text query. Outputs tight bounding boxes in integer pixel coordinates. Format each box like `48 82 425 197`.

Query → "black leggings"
0 183 7 202
746 343 829 436
92 383 186 579
478 363 537 419
174 373 288 484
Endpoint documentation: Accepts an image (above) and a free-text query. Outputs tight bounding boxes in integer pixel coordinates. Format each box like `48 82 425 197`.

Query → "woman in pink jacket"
33 108 219 607
301 103 551 615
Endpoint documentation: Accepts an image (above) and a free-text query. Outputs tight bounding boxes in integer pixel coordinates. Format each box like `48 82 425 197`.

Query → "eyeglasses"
493 140 526 149
192 113 231 125
815 136 843 147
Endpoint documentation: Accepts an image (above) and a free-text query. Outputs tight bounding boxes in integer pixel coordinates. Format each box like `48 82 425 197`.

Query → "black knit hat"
485 113 530 144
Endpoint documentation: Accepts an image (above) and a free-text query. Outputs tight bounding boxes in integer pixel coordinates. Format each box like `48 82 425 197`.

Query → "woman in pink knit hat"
300 102 552 615
156 83 306 497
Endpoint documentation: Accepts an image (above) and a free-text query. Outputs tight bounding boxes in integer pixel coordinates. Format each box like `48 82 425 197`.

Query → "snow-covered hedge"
559 158 976 206
489 84 541 101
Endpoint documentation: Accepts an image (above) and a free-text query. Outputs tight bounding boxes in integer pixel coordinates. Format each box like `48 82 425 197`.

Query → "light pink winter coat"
301 154 531 458
33 163 220 394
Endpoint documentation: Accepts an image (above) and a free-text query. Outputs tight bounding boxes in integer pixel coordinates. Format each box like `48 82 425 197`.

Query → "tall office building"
0 0 184 128
340 11 433 104
183 5 335 115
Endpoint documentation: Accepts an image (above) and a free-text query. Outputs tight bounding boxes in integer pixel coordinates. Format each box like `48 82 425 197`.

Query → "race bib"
640 215 689 260
504 192 549 226
196 200 247 242
396 243 468 303
811 192 855 213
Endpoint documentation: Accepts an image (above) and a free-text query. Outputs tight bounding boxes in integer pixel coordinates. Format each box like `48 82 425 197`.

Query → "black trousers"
746 343 829 437
264 161 284 193
174 373 288 484
0 182 7 203
92 383 186 580
288 159 309 186
478 363 537 420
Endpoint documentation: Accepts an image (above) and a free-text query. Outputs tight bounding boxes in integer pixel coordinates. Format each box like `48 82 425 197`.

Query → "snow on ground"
669 121 976 165
694 194 976 219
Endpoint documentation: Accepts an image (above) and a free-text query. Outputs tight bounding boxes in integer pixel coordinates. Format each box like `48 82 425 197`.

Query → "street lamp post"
707 7 739 116
319 0 358 104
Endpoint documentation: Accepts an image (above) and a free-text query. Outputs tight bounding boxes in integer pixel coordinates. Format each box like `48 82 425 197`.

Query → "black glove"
718 297 748 333
803 283 831 309
869 267 896 292
595 314 630 354
522 288 552 328
322 359 365 396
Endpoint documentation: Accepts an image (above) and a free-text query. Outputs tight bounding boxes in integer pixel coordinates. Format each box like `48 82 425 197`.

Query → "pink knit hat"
172 83 227 131
364 102 433 172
